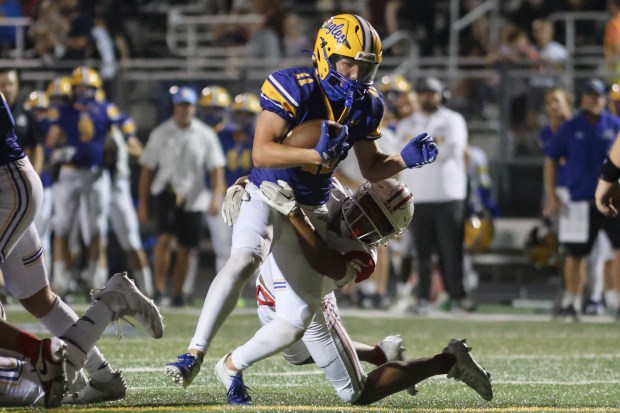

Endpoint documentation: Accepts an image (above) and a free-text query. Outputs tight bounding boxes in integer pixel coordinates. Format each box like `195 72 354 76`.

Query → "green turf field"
3 305 620 413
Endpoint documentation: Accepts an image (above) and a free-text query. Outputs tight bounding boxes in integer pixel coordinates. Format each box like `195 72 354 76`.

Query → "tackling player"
165 14 437 386
212 178 492 405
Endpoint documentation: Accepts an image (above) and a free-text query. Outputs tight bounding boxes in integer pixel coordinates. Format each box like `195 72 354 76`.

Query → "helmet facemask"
73 84 97 104
319 52 378 103
341 188 396 247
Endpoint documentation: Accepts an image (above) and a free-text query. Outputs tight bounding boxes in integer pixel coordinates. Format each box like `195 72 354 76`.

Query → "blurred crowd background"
1 0 619 317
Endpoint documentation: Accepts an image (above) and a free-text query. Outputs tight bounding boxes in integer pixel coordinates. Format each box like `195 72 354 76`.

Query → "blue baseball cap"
581 78 606 96
171 86 197 105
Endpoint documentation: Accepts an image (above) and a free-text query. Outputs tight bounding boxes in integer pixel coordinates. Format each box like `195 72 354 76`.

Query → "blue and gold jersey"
0 92 25 166
48 100 122 168
249 67 384 205
219 127 254 186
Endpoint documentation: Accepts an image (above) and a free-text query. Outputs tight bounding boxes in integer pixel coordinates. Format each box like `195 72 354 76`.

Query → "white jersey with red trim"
256 179 377 308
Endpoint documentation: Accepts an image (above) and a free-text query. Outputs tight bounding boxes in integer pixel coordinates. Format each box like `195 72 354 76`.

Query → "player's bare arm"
543 157 560 217
252 111 324 168
353 139 406 182
287 208 347 280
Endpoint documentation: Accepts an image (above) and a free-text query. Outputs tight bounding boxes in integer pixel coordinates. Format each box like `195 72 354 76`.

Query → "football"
282 119 344 149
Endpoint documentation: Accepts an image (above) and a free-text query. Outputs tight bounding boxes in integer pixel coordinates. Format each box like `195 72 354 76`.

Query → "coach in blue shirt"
544 78 620 319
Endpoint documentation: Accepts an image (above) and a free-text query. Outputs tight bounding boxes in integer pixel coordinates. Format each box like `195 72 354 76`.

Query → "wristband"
600 156 620 182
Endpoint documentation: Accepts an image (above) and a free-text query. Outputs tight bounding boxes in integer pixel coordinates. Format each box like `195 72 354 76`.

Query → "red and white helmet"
341 178 414 247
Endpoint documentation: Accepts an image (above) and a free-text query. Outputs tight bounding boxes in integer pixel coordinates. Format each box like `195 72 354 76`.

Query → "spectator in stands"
396 77 472 314
530 19 569 122
59 0 93 61
245 0 285 60
282 13 311 58
138 87 226 306
486 24 540 154
544 79 620 320
605 0 620 84
533 19 568 64
27 0 70 63
509 0 556 37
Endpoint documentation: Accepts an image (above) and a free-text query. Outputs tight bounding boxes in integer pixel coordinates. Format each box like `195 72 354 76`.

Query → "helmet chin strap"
336 82 354 124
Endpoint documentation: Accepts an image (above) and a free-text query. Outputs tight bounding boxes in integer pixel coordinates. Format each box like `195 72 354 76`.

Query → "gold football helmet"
313 14 382 101
70 66 102 89
24 90 49 110
379 74 411 94
231 93 261 114
46 76 72 98
525 221 559 268
464 214 494 254
199 85 232 108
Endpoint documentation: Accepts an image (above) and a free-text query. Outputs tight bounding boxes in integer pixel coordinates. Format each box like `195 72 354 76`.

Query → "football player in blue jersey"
197 85 232 131
46 67 121 296
165 14 438 387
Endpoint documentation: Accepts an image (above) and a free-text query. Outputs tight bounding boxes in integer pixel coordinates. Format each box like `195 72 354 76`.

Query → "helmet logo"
355 51 376 63
323 21 350 48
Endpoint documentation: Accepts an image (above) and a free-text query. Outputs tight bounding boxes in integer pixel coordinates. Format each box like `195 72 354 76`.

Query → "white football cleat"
444 338 492 401
378 335 417 396
91 272 164 339
63 370 126 404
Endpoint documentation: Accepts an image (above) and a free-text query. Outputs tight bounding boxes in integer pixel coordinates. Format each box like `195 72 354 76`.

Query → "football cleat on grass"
378 335 417 396
215 354 251 405
63 370 126 404
165 353 202 387
33 337 69 408
91 272 164 339
444 338 492 401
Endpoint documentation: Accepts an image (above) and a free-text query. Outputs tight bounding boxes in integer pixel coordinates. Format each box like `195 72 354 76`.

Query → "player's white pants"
33 187 52 266
0 356 44 406
205 209 232 273
0 158 48 300
188 183 327 353
0 158 42 262
257 293 367 403
109 177 142 251
52 167 110 239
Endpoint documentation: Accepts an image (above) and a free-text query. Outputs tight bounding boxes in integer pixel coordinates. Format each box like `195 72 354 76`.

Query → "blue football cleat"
164 353 201 387
215 354 251 405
